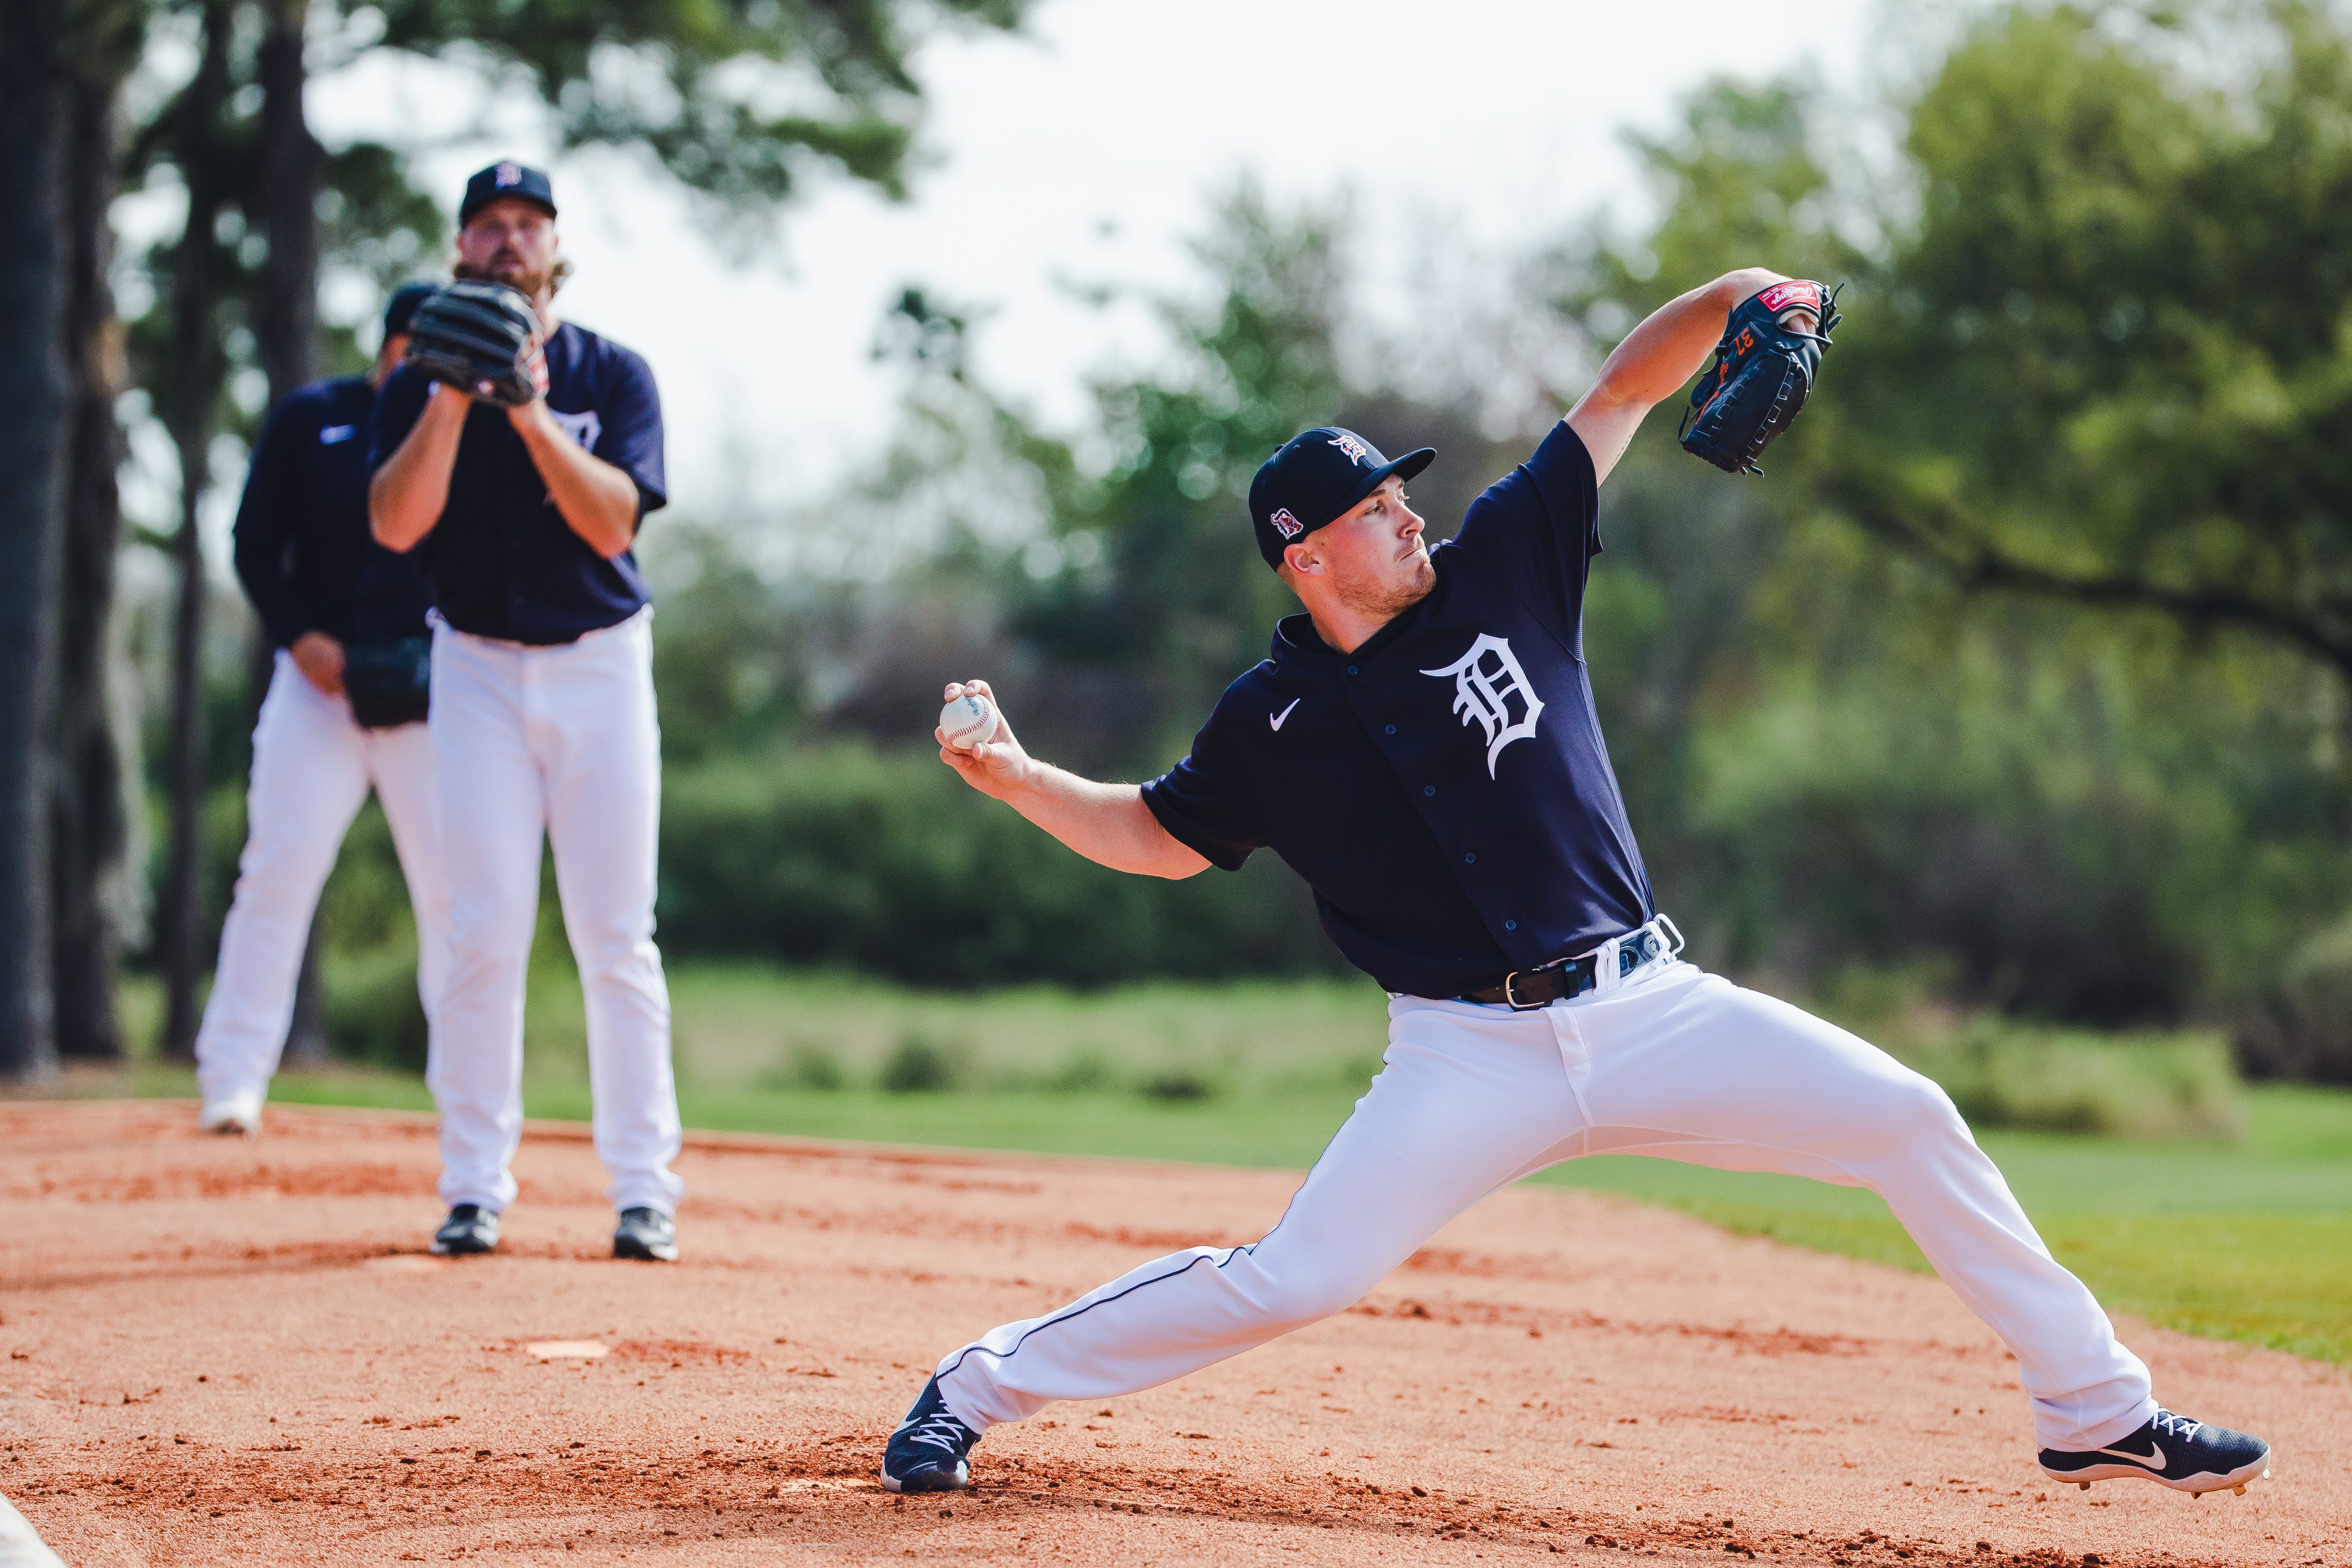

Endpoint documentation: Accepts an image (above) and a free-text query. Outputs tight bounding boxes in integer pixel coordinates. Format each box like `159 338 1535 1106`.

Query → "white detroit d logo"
1420 633 1544 778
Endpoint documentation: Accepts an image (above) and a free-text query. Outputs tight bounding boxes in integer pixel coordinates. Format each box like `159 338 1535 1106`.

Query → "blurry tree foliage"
211 0 2352 1081
1818 3 2352 682
1547 2 2352 1075
364 0 1028 221
114 0 1033 1053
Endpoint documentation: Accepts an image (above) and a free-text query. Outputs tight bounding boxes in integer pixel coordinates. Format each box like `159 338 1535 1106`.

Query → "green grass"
69 964 2352 1365
1531 1091 2352 1363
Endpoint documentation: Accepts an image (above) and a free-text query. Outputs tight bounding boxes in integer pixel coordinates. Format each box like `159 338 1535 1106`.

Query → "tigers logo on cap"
494 162 523 188
1271 508 1304 540
1327 432 1370 464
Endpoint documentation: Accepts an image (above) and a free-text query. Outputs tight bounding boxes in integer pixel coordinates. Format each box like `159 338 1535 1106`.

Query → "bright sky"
303 0 1884 525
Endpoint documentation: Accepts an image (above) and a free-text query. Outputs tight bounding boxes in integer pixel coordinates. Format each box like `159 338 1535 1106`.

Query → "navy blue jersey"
367 320 666 645
1142 421 1653 997
232 375 432 648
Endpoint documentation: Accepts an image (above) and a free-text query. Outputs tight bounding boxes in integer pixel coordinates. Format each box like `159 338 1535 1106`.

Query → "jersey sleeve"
596 346 667 516
1447 419 1602 639
1139 696 1267 873
231 397 310 647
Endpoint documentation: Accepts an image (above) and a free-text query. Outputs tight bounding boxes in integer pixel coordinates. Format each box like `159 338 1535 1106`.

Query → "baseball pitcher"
879 271 2273 1501
368 162 682 1264
196 283 449 1136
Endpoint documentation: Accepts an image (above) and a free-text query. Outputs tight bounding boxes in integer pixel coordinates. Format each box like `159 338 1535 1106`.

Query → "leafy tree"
115 0 1034 1051
1547 38 2352 1064
368 0 1025 220
1817 2 2352 682
0 0 75 1076
992 182 1530 770
51 0 151 1061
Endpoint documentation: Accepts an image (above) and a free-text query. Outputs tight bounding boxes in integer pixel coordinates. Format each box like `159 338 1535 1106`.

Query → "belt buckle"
1501 970 1544 1011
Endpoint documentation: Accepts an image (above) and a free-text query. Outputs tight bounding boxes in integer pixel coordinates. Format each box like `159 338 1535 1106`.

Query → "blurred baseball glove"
404 281 544 407
1678 279 1842 476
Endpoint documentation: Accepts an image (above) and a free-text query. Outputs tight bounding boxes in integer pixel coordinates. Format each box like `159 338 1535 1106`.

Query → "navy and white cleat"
2038 1409 2271 1496
430 1203 500 1256
881 1377 981 1494
612 1206 677 1262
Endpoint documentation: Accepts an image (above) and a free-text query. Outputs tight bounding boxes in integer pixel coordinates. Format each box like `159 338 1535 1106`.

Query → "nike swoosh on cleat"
2091 1441 2166 1472
1269 698 1301 732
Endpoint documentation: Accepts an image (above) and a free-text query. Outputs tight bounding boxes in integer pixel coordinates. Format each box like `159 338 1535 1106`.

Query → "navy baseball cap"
459 161 557 227
382 281 439 338
1249 427 1435 568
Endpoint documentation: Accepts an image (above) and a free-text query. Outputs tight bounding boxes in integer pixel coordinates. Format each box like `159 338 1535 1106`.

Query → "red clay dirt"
0 1099 2343 1567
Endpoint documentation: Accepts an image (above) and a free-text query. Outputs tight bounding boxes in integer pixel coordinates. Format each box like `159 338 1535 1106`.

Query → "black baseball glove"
404 281 545 407
1678 279 1842 476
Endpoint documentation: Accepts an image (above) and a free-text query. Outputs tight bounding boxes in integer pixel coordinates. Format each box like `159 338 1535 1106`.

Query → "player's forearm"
512 404 639 558
1591 269 1785 412
1566 268 1795 482
370 390 468 551
998 764 1209 880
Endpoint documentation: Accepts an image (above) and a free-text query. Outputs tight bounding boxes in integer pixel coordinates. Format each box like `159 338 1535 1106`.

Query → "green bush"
2236 914 2352 1084
321 945 429 1071
1044 1049 1116 1094
765 1042 848 1092
1139 1067 1216 1102
656 742 1348 987
879 1032 964 1093
1900 1020 2246 1142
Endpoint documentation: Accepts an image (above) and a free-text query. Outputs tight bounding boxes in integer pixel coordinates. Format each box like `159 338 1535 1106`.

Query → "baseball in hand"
939 692 999 751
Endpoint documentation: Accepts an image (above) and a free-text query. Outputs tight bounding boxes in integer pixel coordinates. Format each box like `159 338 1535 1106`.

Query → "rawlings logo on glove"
404 281 546 408
1679 280 1842 476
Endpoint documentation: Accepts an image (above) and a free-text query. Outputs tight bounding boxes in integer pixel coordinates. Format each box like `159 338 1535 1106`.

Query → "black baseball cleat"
2037 1409 2271 1496
431 1204 500 1256
613 1206 677 1262
881 1377 981 1493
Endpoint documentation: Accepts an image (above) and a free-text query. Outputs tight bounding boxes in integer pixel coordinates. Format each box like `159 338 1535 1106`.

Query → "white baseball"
939 692 999 751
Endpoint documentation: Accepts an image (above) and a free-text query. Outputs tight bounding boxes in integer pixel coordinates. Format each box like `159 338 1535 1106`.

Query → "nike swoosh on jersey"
1269 698 1302 732
2093 1441 2165 1471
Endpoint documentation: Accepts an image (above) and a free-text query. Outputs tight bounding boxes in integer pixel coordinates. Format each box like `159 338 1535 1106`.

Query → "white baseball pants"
195 652 449 1105
426 610 682 1218
934 949 2157 1452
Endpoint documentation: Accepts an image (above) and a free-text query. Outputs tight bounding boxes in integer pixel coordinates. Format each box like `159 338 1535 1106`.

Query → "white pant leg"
195 656 373 1105
426 628 546 1213
535 613 681 1217
935 1000 1584 1430
1557 962 2155 1450
360 719 451 1027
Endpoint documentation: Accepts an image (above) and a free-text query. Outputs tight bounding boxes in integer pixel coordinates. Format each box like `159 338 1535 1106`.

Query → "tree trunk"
254 0 318 398
51 52 133 1062
158 0 233 1061
0 0 71 1080
254 0 332 1067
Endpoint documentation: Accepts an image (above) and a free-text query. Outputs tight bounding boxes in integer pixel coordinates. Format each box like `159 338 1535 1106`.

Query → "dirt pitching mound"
0 1100 2340 1566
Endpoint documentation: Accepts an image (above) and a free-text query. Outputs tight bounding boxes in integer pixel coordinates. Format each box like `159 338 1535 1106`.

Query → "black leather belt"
1458 922 1676 1011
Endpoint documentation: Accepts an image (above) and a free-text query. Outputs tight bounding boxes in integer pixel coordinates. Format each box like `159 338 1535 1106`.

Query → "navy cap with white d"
1248 427 1436 568
459 161 557 227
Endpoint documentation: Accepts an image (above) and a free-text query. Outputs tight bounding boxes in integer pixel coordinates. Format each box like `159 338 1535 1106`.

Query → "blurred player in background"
368 162 682 1264
196 283 449 1136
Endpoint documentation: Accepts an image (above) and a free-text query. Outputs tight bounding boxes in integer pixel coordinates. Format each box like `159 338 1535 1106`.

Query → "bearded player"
878 271 2274 1500
370 163 682 1264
